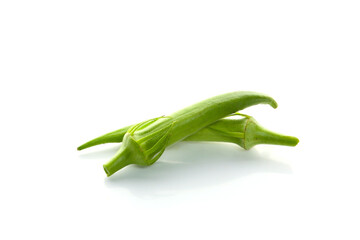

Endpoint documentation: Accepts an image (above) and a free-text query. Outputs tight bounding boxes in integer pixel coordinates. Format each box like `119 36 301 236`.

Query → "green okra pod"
184 114 299 149
101 91 278 176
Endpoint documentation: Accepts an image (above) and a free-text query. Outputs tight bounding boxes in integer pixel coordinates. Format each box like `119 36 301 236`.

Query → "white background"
1 1 359 239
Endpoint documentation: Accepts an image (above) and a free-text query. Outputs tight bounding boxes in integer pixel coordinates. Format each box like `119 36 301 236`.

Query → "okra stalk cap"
243 117 299 149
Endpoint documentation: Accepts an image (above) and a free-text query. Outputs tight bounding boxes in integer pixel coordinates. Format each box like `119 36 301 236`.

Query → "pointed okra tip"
259 92 277 109
77 140 93 151
77 138 104 151
270 98 278 109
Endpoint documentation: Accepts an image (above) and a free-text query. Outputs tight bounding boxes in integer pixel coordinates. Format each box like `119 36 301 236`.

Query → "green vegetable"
184 114 298 149
100 91 278 176
78 114 299 151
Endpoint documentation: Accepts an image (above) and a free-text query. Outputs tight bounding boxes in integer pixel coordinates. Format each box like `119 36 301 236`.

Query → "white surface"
1 1 359 239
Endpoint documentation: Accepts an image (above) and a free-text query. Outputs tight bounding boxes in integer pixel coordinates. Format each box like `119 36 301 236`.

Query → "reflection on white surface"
96 142 292 198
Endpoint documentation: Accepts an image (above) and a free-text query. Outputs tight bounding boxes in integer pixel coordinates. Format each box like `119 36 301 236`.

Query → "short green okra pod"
101 91 279 176
184 114 299 149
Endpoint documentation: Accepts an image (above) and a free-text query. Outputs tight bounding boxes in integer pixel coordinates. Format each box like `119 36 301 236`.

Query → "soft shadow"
104 142 292 198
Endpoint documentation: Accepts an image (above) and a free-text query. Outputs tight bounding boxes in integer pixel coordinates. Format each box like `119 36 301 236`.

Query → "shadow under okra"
103 142 292 198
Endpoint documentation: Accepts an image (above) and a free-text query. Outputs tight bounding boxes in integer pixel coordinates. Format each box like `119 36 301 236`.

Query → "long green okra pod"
102 91 278 176
78 115 298 150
